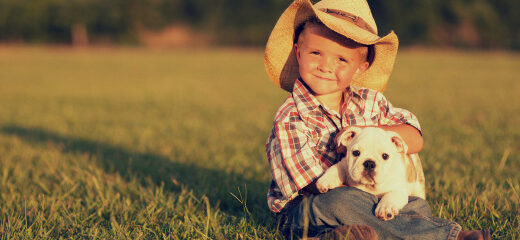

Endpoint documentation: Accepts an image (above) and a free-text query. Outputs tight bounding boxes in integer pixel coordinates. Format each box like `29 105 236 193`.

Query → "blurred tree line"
0 0 518 49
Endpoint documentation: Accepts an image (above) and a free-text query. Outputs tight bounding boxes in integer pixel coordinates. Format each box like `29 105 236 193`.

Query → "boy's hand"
378 124 423 154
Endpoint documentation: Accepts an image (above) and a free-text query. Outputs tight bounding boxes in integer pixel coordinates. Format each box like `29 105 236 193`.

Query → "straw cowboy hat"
264 0 399 92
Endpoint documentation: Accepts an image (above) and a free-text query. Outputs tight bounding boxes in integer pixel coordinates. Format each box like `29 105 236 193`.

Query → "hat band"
319 8 377 35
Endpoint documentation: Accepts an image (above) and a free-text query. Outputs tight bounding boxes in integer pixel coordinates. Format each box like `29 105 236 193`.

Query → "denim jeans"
280 187 461 240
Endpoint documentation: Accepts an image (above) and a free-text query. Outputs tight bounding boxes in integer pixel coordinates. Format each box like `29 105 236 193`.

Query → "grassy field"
0 46 518 239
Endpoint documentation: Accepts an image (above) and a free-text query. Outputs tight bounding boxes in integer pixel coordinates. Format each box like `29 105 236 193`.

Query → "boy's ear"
353 61 369 79
359 61 369 72
294 43 300 63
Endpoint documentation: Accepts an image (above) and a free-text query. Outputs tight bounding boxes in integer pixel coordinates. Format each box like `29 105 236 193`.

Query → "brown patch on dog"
405 154 417 183
336 143 348 155
414 155 425 185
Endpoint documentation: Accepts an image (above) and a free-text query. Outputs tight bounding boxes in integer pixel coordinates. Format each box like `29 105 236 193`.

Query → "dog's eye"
382 153 389 160
352 150 361 157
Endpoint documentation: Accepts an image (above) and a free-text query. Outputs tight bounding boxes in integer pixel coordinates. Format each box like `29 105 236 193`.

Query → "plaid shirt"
266 79 421 213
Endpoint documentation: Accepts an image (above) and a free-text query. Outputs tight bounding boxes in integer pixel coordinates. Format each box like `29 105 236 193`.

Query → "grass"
0 46 518 239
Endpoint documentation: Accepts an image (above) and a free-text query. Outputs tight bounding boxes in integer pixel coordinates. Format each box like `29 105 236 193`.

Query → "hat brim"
264 0 399 92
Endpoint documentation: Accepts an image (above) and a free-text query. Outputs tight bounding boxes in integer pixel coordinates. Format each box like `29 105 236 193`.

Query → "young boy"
264 0 490 239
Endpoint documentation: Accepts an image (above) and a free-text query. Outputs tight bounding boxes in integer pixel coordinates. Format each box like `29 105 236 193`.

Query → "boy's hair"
294 17 374 64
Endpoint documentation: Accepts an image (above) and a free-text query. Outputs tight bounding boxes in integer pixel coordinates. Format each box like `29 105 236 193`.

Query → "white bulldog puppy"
316 126 426 221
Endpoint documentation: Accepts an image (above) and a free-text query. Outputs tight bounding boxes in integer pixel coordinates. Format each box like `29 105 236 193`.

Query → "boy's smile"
294 24 369 110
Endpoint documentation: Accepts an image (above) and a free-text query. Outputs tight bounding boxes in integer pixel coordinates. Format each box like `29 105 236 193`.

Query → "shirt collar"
292 78 367 123
292 78 322 114
346 85 364 100
344 85 367 109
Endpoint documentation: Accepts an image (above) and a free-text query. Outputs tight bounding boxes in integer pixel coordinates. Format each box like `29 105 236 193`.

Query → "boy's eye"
352 150 360 157
310 51 320 55
338 57 347 62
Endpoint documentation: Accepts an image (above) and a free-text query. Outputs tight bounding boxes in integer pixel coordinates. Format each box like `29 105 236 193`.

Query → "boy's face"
294 24 369 98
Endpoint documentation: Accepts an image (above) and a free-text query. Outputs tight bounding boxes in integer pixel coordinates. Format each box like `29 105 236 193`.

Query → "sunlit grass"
0 47 518 239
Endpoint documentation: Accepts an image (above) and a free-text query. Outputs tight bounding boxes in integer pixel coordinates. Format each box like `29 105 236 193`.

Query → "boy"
264 0 490 239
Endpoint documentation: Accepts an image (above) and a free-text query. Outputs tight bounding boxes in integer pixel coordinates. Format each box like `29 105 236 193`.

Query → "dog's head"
335 126 408 186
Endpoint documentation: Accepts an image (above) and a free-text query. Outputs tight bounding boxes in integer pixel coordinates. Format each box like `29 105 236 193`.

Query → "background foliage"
0 0 518 49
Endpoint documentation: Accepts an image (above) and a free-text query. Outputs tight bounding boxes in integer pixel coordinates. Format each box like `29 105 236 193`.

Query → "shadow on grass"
0 124 272 221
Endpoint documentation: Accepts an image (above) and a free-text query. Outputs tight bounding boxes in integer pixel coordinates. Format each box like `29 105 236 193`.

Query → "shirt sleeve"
267 120 324 201
374 92 422 134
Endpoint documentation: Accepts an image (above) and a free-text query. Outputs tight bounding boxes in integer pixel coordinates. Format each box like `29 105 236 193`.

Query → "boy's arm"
267 121 325 200
378 124 423 154
371 92 423 154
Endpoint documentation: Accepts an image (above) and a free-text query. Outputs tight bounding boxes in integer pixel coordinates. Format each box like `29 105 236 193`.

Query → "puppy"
316 126 426 221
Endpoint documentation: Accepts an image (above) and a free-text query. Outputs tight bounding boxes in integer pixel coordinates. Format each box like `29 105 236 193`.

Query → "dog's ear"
335 126 361 154
389 132 408 154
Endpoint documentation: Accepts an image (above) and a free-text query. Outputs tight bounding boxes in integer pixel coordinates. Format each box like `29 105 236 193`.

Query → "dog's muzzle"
361 159 377 183
363 160 376 170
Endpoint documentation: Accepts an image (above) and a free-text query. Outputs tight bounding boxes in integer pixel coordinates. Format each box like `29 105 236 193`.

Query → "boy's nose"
318 57 333 72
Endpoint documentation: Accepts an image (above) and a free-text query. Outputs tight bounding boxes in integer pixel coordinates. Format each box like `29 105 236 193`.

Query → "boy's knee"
318 187 377 205
310 187 378 219
401 196 432 217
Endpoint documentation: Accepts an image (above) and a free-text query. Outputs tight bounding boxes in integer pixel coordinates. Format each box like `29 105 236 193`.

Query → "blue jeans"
280 187 461 240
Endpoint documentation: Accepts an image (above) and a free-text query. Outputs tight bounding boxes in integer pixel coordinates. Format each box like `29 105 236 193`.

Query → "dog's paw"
375 200 400 221
316 165 343 193
315 178 331 193
316 174 342 193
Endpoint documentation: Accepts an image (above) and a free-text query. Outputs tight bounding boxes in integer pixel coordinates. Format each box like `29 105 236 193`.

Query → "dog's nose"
363 160 376 170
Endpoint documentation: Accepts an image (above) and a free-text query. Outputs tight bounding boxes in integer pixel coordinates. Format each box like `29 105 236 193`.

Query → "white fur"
316 126 425 221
